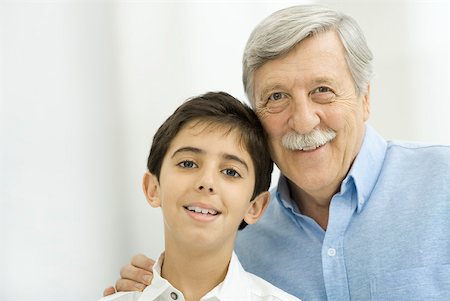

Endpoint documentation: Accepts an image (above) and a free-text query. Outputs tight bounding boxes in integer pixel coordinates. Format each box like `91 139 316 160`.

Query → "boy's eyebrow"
223 154 249 171
171 147 249 171
171 147 203 158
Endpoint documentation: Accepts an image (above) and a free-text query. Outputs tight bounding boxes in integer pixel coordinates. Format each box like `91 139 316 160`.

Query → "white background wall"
0 0 449 300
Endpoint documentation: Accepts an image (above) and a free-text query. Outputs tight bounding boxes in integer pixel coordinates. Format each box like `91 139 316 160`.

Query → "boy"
100 92 300 301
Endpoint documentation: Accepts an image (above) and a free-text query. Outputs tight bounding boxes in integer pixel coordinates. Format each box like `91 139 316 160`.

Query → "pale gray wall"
1 1 449 300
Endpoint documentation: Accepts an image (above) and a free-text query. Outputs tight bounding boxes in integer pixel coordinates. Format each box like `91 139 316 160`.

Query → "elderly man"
105 5 450 300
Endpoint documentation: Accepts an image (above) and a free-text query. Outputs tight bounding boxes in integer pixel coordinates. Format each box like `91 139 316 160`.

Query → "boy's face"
143 121 269 252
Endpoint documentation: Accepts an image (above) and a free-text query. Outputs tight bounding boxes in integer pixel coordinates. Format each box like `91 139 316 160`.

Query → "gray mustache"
282 128 337 151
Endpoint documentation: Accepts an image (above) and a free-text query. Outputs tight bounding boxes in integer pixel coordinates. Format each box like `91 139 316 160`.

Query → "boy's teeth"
187 206 217 215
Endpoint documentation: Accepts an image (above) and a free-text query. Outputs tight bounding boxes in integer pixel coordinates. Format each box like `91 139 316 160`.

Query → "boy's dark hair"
147 91 273 230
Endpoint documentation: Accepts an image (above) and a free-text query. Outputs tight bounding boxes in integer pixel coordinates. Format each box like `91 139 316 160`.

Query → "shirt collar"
276 125 387 214
203 251 252 300
139 251 252 301
276 175 300 214
138 252 183 300
347 125 387 213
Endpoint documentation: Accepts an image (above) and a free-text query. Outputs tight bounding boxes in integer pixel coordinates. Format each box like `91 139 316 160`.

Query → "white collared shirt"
99 251 300 301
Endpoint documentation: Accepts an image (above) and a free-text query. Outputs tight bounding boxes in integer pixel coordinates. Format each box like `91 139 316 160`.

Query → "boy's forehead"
184 120 242 138
169 120 249 152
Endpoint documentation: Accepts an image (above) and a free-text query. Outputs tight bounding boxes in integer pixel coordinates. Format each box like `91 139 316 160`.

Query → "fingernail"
135 283 145 290
143 274 151 284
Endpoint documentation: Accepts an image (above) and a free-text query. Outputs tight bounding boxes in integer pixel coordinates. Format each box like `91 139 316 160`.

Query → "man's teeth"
186 206 218 215
301 143 325 151
301 145 318 151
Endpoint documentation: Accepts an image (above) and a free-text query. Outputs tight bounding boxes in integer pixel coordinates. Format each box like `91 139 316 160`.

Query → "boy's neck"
161 244 233 301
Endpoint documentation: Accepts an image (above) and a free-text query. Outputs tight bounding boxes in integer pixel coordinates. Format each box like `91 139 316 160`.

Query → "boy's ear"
142 172 161 208
243 191 270 225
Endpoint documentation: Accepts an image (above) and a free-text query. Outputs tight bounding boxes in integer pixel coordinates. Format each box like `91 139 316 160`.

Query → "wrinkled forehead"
253 32 352 92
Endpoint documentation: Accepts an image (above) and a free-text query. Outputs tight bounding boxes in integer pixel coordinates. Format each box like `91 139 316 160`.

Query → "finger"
131 254 155 271
120 264 153 285
103 286 116 297
115 278 147 292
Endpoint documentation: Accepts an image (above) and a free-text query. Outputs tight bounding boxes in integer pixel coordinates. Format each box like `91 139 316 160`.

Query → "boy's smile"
184 203 220 222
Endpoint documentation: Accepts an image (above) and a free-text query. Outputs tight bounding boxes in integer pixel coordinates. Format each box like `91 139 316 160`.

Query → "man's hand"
103 254 155 296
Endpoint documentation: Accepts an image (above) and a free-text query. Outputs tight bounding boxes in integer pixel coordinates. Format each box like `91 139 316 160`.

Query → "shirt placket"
321 187 356 301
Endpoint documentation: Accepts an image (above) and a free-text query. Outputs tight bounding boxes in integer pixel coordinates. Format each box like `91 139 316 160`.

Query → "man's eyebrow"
171 147 203 158
222 153 249 171
311 77 336 86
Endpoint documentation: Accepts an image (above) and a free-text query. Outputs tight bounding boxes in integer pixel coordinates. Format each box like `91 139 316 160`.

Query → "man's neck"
161 244 232 301
288 180 339 230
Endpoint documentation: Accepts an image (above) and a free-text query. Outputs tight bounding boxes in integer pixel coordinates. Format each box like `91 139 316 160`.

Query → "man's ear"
243 191 270 225
142 172 161 208
362 84 371 121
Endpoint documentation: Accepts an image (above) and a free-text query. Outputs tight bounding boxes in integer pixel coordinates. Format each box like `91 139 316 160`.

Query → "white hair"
243 5 374 107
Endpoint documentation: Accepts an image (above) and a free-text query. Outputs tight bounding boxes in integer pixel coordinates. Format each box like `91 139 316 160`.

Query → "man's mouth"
184 206 220 216
281 128 337 151
299 141 327 151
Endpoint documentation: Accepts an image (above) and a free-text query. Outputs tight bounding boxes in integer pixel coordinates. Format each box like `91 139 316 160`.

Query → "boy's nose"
198 185 214 193
196 167 216 194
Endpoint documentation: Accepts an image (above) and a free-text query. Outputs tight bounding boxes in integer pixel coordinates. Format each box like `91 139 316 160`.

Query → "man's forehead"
258 31 344 65
254 33 349 86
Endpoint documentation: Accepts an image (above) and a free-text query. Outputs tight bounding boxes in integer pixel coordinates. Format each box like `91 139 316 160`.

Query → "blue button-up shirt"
235 125 450 301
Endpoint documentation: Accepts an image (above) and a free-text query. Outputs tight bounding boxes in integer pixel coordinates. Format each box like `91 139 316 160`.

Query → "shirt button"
327 248 336 257
170 292 178 300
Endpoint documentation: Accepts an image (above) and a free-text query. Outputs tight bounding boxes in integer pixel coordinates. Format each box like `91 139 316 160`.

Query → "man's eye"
311 86 335 103
257 91 289 114
268 92 285 101
313 86 333 93
178 160 197 168
222 168 241 178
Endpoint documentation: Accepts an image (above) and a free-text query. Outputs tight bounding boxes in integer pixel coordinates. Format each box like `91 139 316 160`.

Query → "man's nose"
288 95 320 134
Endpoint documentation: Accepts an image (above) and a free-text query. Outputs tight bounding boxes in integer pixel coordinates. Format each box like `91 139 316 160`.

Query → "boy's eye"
222 168 241 178
178 160 197 169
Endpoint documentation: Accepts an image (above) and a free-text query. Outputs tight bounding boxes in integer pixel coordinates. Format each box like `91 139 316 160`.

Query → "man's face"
253 31 370 200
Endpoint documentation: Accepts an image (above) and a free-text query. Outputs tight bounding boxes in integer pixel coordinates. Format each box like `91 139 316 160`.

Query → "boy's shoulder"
97 291 141 301
231 252 301 301
97 252 301 301
244 270 301 301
